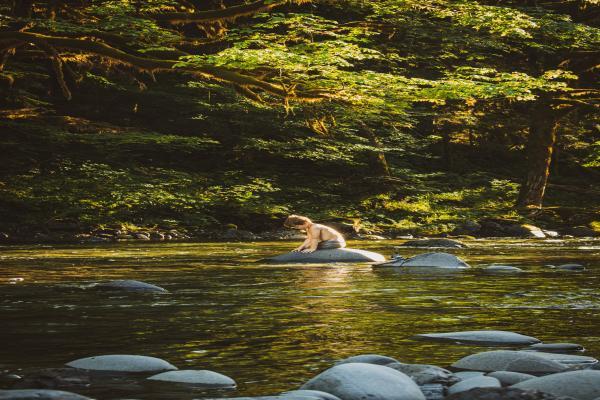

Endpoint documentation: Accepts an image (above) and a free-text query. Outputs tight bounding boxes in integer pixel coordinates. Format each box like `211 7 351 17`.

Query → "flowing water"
0 239 599 399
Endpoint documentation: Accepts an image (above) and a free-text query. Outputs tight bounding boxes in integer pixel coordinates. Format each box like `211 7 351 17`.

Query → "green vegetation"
0 0 598 238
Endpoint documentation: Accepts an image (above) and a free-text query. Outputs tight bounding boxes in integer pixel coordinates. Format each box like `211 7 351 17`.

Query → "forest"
0 0 599 241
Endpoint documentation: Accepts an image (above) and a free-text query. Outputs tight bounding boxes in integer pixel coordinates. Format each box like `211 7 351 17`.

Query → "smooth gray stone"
281 390 342 400
66 355 177 373
0 390 92 400
452 351 568 373
385 363 459 385
528 343 585 352
92 280 168 293
445 387 578 400
519 351 597 366
454 371 485 380
147 370 235 387
335 354 400 366
512 370 600 400
399 239 466 248
397 252 470 268
265 248 385 263
484 265 524 273
448 376 501 395
557 264 585 271
487 371 535 385
300 363 425 400
419 383 444 400
415 330 540 345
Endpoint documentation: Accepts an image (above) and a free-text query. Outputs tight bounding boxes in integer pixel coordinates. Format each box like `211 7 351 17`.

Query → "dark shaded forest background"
0 0 598 240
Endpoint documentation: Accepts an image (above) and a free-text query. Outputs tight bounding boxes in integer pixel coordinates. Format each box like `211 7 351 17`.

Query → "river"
1 239 599 398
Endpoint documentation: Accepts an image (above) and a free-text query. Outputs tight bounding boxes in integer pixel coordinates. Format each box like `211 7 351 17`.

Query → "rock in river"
512 370 600 400
300 363 425 400
374 252 470 269
415 330 540 345
0 389 92 400
447 376 501 395
147 370 235 387
483 265 524 273
486 371 535 386
527 343 585 353
335 354 400 366
519 351 597 367
452 351 568 373
445 387 577 400
265 248 385 263
66 355 177 373
91 280 168 293
385 362 459 386
281 390 342 400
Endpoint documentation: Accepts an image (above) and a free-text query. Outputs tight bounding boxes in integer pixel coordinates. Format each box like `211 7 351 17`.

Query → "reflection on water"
0 239 599 398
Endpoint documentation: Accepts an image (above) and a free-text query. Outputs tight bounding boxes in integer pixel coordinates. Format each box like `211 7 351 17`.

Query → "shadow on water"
0 239 599 398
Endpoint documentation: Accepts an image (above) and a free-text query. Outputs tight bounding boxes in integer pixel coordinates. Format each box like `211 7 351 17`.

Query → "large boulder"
452 351 568 373
265 248 385 263
415 331 540 346
334 354 400 366
398 239 466 248
91 280 168 293
66 355 177 373
374 252 470 269
300 363 425 400
447 376 501 396
487 371 535 386
0 390 92 400
512 370 600 400
147 370 235 387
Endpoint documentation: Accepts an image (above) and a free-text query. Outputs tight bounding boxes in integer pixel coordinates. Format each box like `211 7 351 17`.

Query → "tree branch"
0 30 323 101
153 0 291 24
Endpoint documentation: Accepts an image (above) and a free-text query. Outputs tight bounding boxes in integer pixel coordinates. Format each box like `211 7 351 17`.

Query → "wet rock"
519 351 597 367
565 226 599 237
512 370 600 400
335 354 400 366
356 234 387 240
504 224 546 239
300 362 425 400
265 248 385 263
447 376 501 395
415 331 540 346
451 221 481 236
0 389 92 400
483 265 524 273
452 351 568 373
398 239 466 248
385 363 459 386
487 371 535 386
150 232 165 240
66 355 177 373
10 368 91 390
0 232 10 242
91 280 168 293
454 371 486 380
374 252 470 269
543 230 560 238
445 387 577 400
527 343 585 353
133 233 150 240
116 234 134 240
281 390 342 400
557 264 585 271
219 229 257 241
419 383 444 400
147 370 235 387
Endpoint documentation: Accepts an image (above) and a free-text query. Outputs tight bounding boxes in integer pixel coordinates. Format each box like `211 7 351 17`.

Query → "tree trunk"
358 122 391 177
516 100 558 209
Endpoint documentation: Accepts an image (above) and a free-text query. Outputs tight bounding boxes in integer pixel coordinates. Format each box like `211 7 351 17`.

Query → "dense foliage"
0 0 598 237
